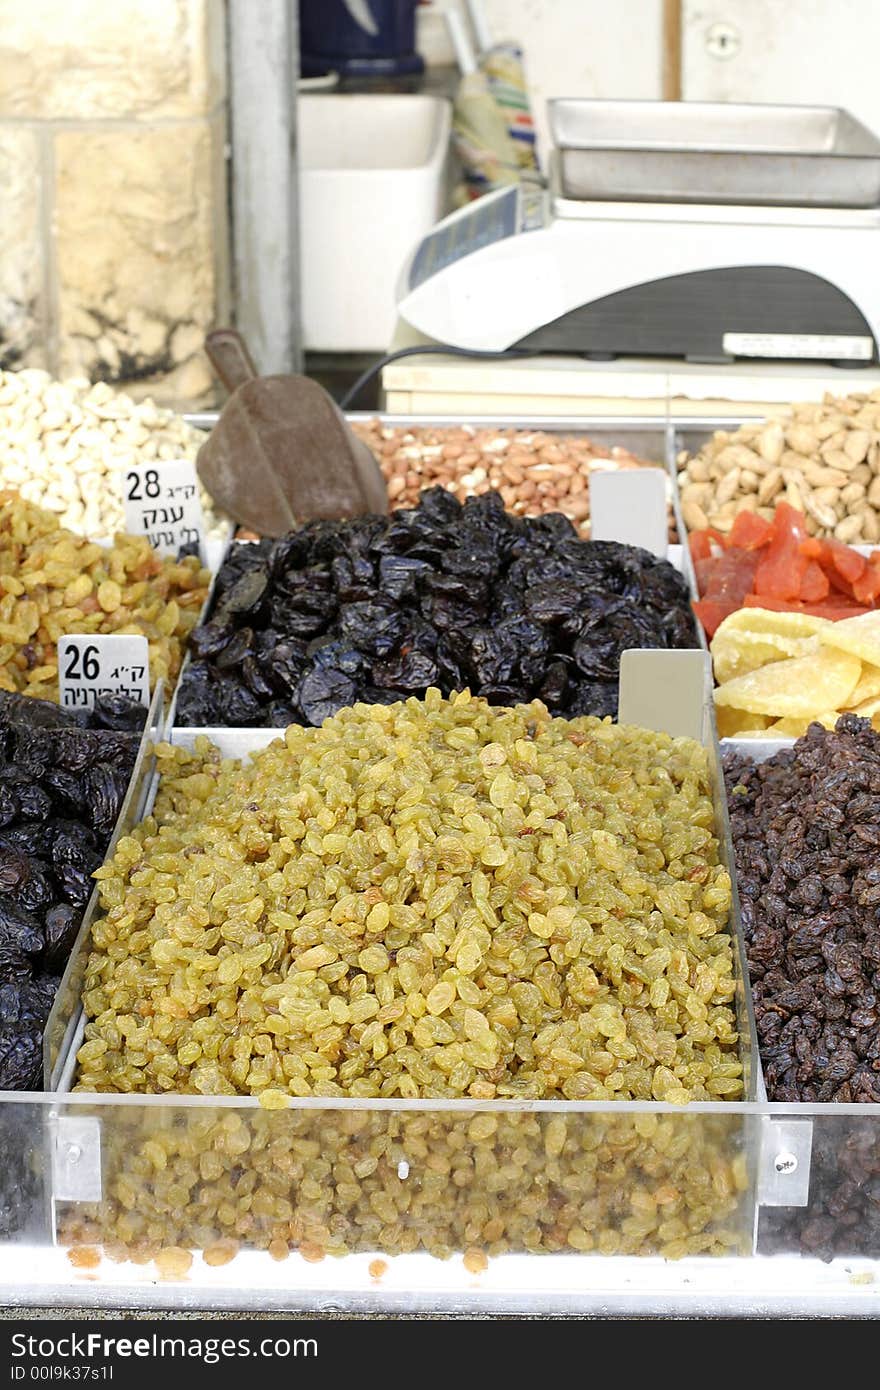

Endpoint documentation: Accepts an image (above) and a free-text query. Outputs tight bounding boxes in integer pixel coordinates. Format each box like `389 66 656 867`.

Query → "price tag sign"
589 469 669 559
58 635 150 712
123 460 206 562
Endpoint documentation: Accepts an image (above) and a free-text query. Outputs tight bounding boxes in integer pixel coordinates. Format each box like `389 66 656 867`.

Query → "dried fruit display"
677 389 880 542
352 419 677 541
77 691 742 1104
724 716 880 1103
177 488 696 727
0 493 210 699
0 690 142 1091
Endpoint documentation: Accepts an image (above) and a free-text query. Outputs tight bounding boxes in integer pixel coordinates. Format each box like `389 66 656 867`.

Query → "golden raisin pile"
0 492 210 699
77 690 743 1105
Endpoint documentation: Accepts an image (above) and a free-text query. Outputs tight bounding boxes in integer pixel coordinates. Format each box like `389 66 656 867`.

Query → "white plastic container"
298 93 452 351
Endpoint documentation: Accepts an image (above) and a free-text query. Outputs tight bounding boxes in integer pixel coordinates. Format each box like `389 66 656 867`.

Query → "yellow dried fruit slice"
711 631 820 684
714 608 831 639
845 662 880 707
820 610 880 667
714 645 861 717
847 694 880 722
715 707 773 739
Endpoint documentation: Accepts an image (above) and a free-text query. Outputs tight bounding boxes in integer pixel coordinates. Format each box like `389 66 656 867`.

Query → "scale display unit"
397 103 880 368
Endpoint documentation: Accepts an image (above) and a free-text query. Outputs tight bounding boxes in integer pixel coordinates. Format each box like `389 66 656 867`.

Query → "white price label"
123 460 206 561
722 331 874 362
58 635 150 712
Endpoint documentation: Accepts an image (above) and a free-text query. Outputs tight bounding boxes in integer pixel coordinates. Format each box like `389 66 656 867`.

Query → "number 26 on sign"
58 635 151 711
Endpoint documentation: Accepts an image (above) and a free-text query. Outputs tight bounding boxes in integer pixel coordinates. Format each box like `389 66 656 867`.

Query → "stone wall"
0 0 229 404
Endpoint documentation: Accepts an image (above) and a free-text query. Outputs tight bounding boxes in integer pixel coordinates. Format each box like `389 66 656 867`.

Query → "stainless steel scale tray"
549 100 880 208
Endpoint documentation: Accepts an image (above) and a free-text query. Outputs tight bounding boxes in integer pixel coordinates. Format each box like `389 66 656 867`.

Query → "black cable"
338 345 532 411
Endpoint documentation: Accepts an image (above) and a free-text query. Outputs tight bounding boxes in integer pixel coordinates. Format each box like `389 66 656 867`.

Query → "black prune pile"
0 699 142 1092
725 717 880 1257
0 689 146 733
176 489 697 727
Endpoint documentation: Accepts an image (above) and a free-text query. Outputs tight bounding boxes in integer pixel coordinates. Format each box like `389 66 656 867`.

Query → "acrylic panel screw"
774 1152 798 1175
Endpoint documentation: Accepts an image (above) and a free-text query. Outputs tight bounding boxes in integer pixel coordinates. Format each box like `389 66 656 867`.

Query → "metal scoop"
197 328 388 538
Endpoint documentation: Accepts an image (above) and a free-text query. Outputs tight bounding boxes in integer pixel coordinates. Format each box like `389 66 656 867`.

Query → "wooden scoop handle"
205 328 259 393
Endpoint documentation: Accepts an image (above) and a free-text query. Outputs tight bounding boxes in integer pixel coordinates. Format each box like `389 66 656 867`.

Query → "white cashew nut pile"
0 369 228 541
677 389 880 542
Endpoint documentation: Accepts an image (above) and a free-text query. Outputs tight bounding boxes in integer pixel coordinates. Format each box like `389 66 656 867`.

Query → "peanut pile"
677 390 880 542
353 420 677 541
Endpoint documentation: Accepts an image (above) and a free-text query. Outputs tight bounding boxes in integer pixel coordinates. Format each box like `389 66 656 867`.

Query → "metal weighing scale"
397 100 880 368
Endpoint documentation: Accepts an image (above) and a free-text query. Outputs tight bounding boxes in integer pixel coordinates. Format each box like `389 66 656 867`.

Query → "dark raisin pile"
176 488 697 728
725 715 880 1104
725 716 880 1258
758 1117 880 1260
0 690 143 1091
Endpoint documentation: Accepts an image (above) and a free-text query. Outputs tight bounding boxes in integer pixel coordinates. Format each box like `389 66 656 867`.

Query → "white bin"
299 93 452 352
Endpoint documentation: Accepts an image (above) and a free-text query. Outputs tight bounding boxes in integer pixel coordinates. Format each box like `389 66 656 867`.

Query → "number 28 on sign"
123 460 206 561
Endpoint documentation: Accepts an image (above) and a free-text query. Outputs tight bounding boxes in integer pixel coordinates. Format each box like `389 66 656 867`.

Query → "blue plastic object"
300 0 424 78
